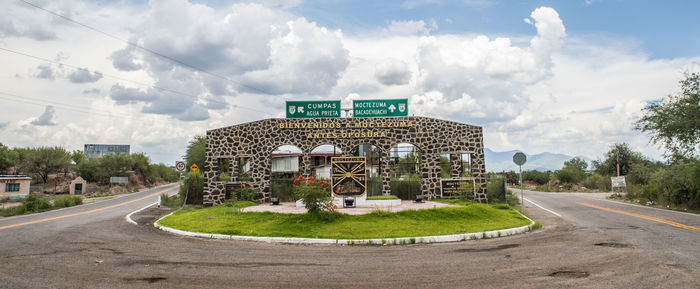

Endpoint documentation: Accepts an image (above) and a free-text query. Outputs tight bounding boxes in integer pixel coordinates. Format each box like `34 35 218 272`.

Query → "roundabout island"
154 199 535 245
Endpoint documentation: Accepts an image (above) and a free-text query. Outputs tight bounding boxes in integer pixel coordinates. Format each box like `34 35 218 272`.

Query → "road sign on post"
190 164 199 173
512 152 527 212
175 161 186 172
286 100 341 118
353 99 408 117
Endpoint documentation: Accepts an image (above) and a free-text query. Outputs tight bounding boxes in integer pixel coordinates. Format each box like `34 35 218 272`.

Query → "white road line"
524 197 562 217
125 202 159 225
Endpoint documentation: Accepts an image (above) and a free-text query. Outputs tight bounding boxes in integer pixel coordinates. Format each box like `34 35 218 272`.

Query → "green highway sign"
353 99 408 117
286 100 341 118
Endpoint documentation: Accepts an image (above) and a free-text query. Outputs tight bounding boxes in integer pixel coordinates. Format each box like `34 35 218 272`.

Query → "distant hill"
484 148 591 172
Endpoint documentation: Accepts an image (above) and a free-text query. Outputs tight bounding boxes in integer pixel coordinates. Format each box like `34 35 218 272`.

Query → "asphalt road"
1 186 699 289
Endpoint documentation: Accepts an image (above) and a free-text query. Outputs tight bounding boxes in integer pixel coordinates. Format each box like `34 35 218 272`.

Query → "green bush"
582 174 610 191
179 171 204 205
0 204 27 217
389 179 421 200
234 186 260 201
160 193 182 209
487 176 505 202
53 195 82 208
22 195 52 212
293 175 332 214
271 178 295 202
523 170 551 185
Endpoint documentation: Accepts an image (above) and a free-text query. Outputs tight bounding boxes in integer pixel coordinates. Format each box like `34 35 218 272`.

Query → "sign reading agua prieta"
286 100 341 118
331 157 367 196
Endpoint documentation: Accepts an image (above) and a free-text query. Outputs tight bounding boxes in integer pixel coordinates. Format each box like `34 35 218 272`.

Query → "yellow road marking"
581 203 700 233
0 185 176 231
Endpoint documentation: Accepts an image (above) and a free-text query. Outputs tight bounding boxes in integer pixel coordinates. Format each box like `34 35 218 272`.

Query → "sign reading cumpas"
353 99 408 117
286 101 341 118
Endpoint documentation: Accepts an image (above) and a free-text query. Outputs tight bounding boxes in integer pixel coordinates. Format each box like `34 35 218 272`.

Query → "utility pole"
616 152 620 177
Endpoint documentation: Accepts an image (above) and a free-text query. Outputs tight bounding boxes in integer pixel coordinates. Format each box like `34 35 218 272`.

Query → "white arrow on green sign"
353 99 408 117
286 100 341 118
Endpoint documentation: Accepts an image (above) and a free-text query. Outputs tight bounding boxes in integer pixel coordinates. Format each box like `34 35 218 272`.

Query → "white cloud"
386 20 433 35
106 1 348 119
36 64 56 80
375 59 412 86
0 1 696 165
68 68 103 83
31 105 57 126
411 7 565 122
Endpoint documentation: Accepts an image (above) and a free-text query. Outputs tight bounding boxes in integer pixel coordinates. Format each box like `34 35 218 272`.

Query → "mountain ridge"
484 148 591 172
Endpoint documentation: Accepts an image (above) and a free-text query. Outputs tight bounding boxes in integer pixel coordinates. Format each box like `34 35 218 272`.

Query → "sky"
1 0 698 166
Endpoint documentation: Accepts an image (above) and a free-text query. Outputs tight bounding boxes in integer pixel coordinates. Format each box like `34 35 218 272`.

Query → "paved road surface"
1 186 698 288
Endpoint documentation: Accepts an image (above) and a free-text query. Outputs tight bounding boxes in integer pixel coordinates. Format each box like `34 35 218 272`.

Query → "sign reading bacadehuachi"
353 99 408 117
286 100 341 118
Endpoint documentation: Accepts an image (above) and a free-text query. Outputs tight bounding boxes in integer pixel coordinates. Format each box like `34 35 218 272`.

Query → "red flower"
234 196 238 200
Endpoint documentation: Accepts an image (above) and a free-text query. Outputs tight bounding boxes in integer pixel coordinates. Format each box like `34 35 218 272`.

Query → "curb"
153 210 536 245
125 202 159 225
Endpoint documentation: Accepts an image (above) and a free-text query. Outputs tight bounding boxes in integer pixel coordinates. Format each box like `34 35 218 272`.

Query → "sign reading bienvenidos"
440 178 475 199
353 99 408 117
286 100 341 118
278 119 415 139
331 157 367 196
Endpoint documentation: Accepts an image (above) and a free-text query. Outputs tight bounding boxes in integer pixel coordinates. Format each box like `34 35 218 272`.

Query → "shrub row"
0 195 83 217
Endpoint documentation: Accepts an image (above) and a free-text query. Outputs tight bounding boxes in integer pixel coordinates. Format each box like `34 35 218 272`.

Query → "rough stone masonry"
203 116 487 206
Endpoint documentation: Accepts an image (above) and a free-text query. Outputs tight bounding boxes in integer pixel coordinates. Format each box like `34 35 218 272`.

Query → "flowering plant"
293 175 334 213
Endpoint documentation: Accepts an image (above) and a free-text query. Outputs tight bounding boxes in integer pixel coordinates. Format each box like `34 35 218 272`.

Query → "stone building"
203 116 486 206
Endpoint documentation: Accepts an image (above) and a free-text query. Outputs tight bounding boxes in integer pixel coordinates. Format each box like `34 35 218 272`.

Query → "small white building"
0 175 32 200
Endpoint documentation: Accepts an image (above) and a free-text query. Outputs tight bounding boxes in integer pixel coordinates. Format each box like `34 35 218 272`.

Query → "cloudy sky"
1 0 698 165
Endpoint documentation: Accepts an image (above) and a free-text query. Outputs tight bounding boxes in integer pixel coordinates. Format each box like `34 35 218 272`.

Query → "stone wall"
204 116 487 206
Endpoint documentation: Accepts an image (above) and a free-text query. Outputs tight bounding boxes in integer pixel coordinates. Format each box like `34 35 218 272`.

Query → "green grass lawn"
158 201 531 239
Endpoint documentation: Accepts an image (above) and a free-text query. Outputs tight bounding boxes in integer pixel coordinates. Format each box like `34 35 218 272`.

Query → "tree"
0 143 19 173
555 157 588 184
185 135 206 172
70 150 84 165
636 72 700 159
593 143 648 177
21 147 71 183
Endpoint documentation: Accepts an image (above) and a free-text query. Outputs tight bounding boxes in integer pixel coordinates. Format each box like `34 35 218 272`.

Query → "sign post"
611 176 626 195
286 100 341 118
353 99 408 117
512 152 527 212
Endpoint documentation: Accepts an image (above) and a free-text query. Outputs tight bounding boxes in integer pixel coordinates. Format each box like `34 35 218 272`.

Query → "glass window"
5 183 20 192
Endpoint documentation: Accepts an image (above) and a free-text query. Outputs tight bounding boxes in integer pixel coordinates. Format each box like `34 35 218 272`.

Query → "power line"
18 0 277 96
0 46 274 117
0 91 158 122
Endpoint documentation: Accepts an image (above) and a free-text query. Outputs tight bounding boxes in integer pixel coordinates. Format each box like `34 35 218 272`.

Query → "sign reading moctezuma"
203 117 487 206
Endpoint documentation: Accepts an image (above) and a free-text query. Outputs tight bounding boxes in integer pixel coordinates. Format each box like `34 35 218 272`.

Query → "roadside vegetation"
0 145 178 192
0 144 179 217
0 195 83 217
502 72 700 211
